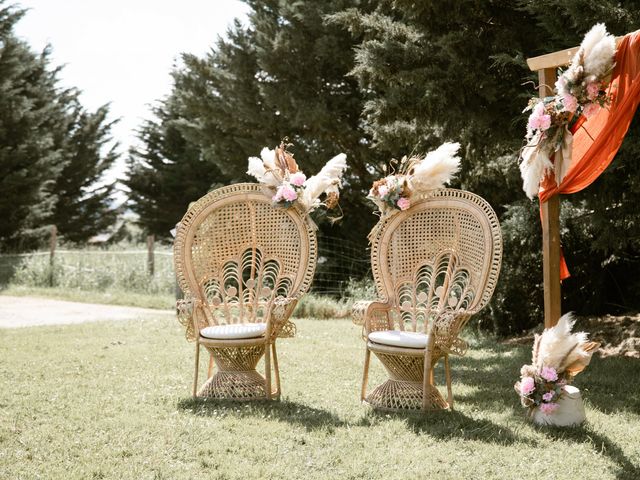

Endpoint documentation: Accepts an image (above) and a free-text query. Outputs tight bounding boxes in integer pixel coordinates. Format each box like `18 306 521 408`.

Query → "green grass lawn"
1 317 638 479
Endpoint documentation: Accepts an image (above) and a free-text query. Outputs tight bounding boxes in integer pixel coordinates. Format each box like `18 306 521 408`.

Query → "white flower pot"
531 385 586 426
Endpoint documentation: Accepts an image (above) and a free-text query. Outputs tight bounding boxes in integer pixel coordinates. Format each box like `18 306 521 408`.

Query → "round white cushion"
200 323 267 340
368 330 427 349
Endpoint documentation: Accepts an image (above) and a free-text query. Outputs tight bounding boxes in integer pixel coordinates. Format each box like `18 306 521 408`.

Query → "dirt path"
0 295 173 328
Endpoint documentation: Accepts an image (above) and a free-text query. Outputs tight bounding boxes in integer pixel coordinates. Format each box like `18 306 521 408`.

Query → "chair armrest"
267 296 299 339
176 297 200 342
432 309 476 356
351 300 390 325
352 300 394 338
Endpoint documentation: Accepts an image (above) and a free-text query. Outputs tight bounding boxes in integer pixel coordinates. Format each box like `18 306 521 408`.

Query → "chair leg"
361 348 371 402
444 354 453 410
272 343 281 399
422 332 435 411
207 354 214 379
264 343 272 400
192 341 200 398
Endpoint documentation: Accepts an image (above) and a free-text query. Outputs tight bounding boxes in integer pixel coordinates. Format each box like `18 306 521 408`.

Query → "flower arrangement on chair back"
368 142 461 216
247 140 347 216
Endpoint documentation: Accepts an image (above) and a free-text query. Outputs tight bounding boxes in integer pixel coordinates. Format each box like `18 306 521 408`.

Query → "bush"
5 247 176 296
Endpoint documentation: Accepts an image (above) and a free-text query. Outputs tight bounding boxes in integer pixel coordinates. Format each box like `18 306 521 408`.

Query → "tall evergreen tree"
0 1 121 248
125 97 220 238
335 0 640 333
169 1 386 249
51 103 120 243
0 2 68 248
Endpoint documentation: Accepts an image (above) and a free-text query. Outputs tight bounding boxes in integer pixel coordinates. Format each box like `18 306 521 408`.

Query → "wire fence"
0 233 372 298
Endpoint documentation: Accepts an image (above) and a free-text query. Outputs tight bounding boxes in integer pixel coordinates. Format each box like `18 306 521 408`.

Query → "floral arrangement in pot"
247 140 347 215
519 23 616 199
515 313 600 425
368 142 461 215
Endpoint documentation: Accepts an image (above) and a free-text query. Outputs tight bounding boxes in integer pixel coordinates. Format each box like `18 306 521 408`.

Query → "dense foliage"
128 1 387 252
331 0 640 334
125 99 219 237
0 1 118 248
128 0 640 334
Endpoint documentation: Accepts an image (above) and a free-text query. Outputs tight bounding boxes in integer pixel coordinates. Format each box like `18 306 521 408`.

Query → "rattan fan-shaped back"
353 188 502 411
174 183 317 400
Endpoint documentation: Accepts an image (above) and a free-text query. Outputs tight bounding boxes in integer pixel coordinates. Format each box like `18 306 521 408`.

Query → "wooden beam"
527 36 624 71
537 68 562 328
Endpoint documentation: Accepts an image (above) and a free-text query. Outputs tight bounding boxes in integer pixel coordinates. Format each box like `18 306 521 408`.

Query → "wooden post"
538 68 562 328
49 225 57 287
147 234 155 276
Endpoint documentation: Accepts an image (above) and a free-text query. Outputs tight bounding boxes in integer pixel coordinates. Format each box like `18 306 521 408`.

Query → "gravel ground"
0 295 173 328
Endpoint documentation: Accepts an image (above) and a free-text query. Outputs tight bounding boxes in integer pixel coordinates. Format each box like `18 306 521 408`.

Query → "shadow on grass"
579 355 640 415
178 396 532 445
445 339 640 415
359 409 534 445
540 424 640 480
177 397 346 432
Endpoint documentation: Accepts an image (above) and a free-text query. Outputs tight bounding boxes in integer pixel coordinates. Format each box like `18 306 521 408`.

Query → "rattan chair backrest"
174 183 317 325
369 189 502 333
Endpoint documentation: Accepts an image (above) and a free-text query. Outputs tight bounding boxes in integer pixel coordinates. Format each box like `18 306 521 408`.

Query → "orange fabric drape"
539 31 640 279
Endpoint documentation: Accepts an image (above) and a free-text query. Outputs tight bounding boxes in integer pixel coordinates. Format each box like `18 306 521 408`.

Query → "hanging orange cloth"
539 30 640 279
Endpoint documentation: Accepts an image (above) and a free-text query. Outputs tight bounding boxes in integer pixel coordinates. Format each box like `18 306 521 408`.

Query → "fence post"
147 234 155 276
49 225 57 287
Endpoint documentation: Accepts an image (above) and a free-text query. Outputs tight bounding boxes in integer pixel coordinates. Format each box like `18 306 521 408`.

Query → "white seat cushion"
368 330 427 349
200 323 267 340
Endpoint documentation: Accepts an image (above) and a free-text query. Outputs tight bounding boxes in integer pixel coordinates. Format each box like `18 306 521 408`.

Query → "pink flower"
520 376 535 396
377 185 389 198
539 402 559 415
542 391 555 402
583 102 601 119
397 197 410 210
562 94 578 113
527 103 551 131
289 171 306 187
586 82 600 100
540 366 558 382
280 183 298 202
272 190 283 202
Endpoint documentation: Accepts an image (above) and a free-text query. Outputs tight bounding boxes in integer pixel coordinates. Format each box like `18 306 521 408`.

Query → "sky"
13 0 249 188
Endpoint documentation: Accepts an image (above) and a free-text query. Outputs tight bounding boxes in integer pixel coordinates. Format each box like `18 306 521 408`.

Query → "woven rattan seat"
174 183 317 400
353 188 502 411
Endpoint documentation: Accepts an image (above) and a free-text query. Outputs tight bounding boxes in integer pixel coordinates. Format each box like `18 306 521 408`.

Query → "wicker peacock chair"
174 183 317 400
352 188 502 411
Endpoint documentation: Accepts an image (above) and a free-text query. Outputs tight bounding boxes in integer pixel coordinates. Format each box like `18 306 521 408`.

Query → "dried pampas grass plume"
408 142 461 192
532 313 600 376
302 153 347 209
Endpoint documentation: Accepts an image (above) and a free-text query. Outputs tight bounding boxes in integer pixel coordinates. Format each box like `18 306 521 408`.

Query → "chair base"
365 379 449 411
197 370 278 400
196 343 279 401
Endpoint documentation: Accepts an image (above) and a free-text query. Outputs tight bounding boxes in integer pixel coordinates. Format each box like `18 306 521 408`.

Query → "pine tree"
0 2 69 249
168 1 387 250
125 98 221 238
1 1 121 248
335 0 640 333
50 102 120 243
